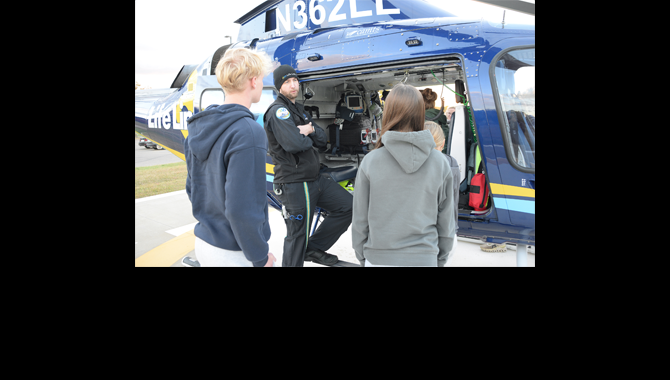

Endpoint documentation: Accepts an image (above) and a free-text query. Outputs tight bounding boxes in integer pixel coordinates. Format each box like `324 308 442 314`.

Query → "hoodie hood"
381 130 436 174
186 103 255 161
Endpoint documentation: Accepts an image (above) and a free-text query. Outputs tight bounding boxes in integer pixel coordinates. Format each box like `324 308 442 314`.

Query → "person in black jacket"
264 65 353 267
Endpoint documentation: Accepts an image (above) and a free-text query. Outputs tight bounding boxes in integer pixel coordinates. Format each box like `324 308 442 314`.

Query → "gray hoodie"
352 130 455 267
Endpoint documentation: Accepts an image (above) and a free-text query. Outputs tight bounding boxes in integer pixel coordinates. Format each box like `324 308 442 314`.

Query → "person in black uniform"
264 65 353 267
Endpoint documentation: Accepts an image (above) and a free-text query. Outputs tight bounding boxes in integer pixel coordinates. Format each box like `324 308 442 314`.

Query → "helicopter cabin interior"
247 57 493 217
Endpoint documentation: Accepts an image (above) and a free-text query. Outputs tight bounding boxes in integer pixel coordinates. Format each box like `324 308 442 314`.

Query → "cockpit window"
493 47 535 171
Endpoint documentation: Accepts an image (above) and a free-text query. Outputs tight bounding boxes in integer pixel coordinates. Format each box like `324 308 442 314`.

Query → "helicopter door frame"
479 37 535 231
488 43 535 175
296 54 501 225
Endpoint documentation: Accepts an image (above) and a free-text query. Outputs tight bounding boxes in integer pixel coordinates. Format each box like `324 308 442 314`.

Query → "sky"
135 0 534 89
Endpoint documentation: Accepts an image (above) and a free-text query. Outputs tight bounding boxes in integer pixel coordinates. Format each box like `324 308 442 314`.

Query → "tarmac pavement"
135 189 535 267
134 138 535 267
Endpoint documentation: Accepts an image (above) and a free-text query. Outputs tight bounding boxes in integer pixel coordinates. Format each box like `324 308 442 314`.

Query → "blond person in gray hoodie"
352 83 456 267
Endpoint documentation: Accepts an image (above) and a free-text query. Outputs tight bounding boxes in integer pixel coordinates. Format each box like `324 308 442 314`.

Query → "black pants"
274 176 353 267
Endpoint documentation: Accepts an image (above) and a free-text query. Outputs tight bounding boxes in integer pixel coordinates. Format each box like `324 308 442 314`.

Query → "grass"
135 161 188 199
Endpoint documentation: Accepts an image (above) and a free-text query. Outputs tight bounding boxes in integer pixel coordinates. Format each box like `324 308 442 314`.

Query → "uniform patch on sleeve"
276 107 291 120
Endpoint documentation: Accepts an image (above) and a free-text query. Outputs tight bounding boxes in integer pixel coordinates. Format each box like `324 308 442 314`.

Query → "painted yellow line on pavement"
135 229 195 267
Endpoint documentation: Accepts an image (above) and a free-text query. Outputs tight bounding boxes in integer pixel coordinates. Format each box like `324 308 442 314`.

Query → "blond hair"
215 48 273 94
424 120 445 151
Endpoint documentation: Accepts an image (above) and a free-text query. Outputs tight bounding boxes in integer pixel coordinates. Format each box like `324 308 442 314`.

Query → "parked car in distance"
138 137 164 150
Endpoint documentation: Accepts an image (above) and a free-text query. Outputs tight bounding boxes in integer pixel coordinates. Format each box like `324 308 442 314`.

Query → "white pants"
364 238 457 267
195 237 254 267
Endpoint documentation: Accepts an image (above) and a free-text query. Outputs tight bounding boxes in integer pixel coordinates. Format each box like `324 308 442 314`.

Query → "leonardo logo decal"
276 107 291 120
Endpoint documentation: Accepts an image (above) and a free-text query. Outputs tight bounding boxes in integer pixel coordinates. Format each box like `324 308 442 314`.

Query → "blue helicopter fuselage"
134 0 535 246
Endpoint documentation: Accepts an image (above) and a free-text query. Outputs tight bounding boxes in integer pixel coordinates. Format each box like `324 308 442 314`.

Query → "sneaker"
480 243 507 252
304 248 339 265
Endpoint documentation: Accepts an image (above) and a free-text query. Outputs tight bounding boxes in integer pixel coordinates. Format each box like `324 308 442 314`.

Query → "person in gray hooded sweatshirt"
352 83 456 267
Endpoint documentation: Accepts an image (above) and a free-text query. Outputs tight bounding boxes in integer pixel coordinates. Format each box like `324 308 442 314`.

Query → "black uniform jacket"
264 93 328 184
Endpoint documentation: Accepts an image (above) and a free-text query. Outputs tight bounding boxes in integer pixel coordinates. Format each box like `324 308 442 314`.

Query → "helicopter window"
200 89 224 111
265 9 277 32
492 47 535 171
249 88 278 115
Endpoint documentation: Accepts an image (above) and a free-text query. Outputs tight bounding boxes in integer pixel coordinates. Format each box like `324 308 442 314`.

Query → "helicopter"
134 0 535 253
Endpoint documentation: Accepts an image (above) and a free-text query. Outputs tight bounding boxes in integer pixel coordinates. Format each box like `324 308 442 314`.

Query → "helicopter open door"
447 103 467 185
282 54 498 223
